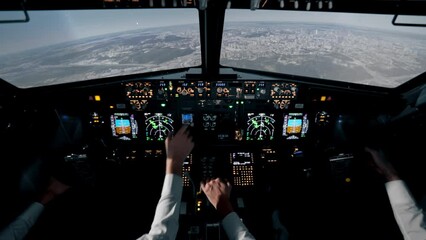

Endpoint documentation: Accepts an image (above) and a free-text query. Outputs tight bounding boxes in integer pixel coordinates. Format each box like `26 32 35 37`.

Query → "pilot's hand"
201 178 233 219
165 125 194 176
38 177 71 205
365 147 400 182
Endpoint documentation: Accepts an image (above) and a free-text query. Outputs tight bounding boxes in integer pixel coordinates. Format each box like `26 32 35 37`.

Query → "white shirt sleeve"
136 173 183 240
0 202 44 240
221 212 256 240
385 180 426 240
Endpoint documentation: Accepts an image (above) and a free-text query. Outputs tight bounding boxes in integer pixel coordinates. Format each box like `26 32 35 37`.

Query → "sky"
0 8 425 55
0 9 199 55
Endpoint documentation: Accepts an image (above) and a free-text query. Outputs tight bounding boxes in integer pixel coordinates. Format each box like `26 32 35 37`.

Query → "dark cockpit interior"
0 1 425 239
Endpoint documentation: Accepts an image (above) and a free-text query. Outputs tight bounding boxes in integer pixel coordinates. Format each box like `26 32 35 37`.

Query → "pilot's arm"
137 174 183 240
0 203 44 240
201 178 256 240
222 211 256 240
137 125 193 240
0 177 70 240
365 147 426 240
386 180 426 240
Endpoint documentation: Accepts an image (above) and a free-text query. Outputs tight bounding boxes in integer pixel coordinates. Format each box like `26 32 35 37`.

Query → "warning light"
320 96 326 102
95 95 101 101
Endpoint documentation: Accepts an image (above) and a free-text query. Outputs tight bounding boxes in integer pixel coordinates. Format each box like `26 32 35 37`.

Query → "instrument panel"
83 78 369 191
101 80 311 145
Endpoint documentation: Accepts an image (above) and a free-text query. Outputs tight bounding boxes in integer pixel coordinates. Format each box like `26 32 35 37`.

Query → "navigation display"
246 113 275 141
144 113 174 141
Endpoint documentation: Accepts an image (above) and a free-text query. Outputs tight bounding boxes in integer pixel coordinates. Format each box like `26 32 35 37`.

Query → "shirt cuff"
20 202 44 222
222 212 249 239
385 180 416 206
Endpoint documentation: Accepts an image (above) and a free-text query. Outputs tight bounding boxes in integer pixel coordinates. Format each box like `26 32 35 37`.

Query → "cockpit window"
0 9 201 88
221 9 426 88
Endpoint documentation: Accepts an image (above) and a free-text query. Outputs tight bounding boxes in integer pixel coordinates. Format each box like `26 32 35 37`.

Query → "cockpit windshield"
1 7 425 89
221 9 426 88
0 9 201 88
